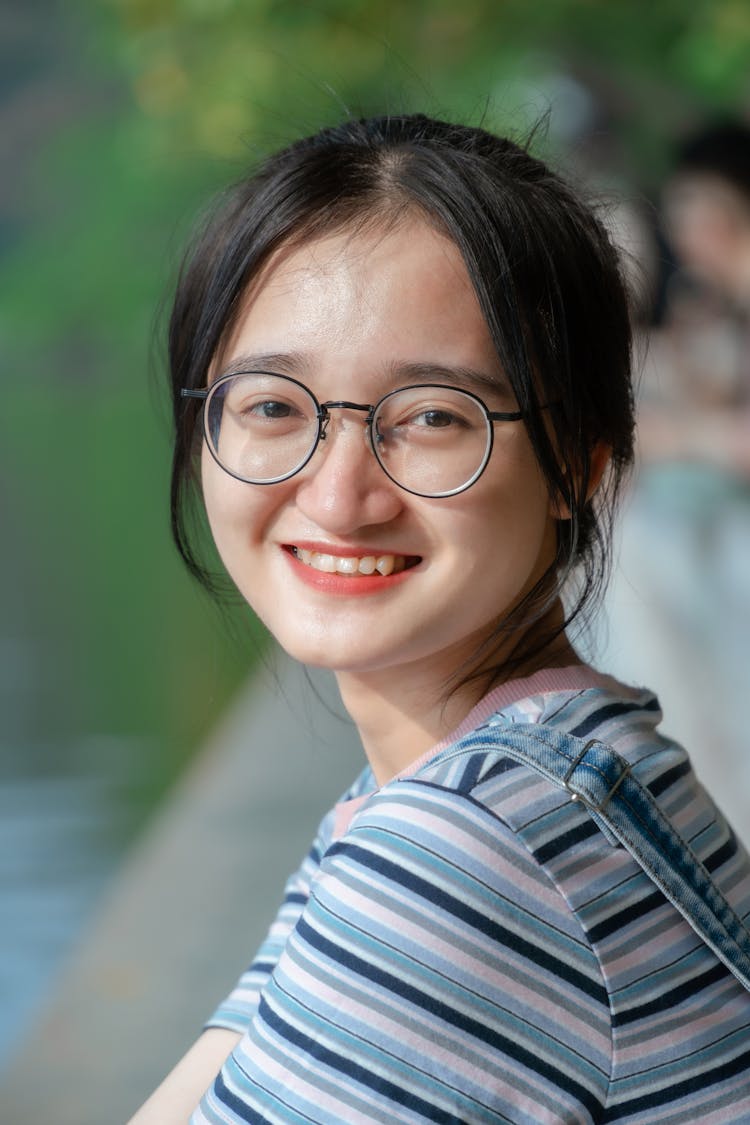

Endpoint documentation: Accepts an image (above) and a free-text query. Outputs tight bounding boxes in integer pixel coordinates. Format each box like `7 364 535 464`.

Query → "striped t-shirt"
192 667 750 1123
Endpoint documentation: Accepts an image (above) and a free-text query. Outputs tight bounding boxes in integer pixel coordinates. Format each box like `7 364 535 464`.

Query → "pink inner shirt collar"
332 664 622 840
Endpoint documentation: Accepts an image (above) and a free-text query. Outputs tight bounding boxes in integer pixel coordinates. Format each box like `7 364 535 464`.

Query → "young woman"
131 114 750 1123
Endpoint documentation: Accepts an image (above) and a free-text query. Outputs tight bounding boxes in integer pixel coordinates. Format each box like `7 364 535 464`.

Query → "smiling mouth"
288 547 420 577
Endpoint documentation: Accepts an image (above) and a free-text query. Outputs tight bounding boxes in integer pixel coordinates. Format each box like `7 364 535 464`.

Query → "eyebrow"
389 361 512 399
218 353 512 399
219 352 309 378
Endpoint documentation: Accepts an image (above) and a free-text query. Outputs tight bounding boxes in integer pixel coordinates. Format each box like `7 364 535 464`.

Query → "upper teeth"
295 549 404 576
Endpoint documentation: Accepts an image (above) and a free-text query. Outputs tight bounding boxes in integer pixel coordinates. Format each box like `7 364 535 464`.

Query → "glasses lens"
205 373 319 483
373 386 491 496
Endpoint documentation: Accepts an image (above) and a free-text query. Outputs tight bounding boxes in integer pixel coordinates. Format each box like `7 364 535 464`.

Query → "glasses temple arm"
488 408 525 422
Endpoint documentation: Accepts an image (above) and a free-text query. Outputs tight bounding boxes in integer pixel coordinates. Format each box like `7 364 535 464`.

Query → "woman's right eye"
231 397 309 423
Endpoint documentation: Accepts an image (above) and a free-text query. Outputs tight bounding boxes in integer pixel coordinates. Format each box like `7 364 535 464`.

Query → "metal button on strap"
563 739 633 813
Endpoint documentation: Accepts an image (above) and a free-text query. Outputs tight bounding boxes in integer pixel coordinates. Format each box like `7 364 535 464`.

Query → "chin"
271 629 393 676
268 627 354 671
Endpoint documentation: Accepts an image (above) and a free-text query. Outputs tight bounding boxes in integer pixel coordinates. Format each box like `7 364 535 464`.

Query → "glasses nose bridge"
318 399 376 445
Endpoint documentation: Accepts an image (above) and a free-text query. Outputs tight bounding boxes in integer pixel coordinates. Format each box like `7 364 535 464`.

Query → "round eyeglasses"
182 371 525 498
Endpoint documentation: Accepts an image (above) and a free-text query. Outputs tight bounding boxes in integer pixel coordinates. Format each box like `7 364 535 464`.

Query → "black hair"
675 120 750 201
167 112 634 686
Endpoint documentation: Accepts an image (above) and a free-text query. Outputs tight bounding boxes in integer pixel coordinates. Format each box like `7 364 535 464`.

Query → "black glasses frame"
182 370 525 498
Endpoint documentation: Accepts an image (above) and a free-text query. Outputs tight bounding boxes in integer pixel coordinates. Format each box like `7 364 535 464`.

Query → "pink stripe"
423 665 632 760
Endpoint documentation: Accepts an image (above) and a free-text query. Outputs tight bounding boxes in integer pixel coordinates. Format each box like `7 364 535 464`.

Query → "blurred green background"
2 0 750 1065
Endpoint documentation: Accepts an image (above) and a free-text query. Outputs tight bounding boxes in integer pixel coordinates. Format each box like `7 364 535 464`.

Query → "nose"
294 411 403 533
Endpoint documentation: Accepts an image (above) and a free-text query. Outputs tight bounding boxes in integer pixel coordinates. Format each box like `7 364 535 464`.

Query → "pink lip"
282 545 421 596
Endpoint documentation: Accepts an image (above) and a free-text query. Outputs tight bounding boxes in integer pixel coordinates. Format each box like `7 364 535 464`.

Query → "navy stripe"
570 699 659 740
456 753 484 792
705 834 739 874
587 889 666 944
534 819 600 864
259 994 489 1124
214 1070 274 1124
612 962 729 1027
196 684 750 1125
469 756 522 786
602 1045 750 1121
248 958 277 975
298 912 563 1061
325 840 608 1003
646 758 691 798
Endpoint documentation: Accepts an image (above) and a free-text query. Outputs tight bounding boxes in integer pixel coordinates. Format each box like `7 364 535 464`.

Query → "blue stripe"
474 757 522 785
214 1070 275 1124
534 819 600 864
258 994 482 1123
586 889 666 944
705 834 739 874
570 699 659 740
602 1045 750 1121
194 684 750 1125
612 962 729 1027
326 838 608 1003
296 910 605 1093
646 758 691 797
455 752 484 792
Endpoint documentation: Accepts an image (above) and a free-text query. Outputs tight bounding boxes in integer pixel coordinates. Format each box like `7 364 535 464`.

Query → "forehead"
242 217 475 316
217 217 503 391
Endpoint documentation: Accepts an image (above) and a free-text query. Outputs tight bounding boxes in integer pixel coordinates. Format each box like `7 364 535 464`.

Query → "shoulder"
330 682 673 891
403 681 742 887
325 679 748 969
322 759 609 1009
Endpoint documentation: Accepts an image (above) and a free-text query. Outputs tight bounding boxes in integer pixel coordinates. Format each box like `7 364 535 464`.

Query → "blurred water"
0 756 128 1072
0 635 139 1074
0 775 106 1059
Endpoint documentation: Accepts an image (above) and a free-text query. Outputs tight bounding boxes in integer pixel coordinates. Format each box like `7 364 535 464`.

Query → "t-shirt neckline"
332 663 621 840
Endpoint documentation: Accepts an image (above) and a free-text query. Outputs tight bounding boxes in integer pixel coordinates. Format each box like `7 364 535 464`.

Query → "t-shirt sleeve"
204 802 340 1033
194 779 612 1123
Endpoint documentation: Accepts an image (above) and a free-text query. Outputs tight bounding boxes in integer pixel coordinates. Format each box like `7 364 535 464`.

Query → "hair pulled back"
168 112 634 679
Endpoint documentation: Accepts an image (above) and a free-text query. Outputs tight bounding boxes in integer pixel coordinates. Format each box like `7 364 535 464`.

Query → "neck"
335 669 479 786
335 613 581 786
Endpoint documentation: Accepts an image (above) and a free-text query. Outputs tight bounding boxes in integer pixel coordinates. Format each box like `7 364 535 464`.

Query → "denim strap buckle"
450 722 750 992
562 739 632 813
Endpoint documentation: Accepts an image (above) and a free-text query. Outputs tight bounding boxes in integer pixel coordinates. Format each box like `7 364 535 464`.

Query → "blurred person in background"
600 120 750 846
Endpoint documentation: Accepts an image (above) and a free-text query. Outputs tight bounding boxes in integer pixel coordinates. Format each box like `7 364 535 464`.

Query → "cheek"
473 456 557 578
201 447 235 542
200 447 270 558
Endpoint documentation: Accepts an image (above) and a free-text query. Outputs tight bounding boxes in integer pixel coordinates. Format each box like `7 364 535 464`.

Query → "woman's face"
201 217 560 688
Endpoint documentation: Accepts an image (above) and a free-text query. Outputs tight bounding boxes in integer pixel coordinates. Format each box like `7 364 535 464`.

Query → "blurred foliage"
2 0 748 823
99 0 750 183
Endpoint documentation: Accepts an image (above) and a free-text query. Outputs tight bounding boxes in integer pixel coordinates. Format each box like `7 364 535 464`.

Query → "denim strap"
477 724 750 994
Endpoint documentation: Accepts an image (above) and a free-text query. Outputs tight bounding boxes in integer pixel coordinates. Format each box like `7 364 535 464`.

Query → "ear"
549 441 611 519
